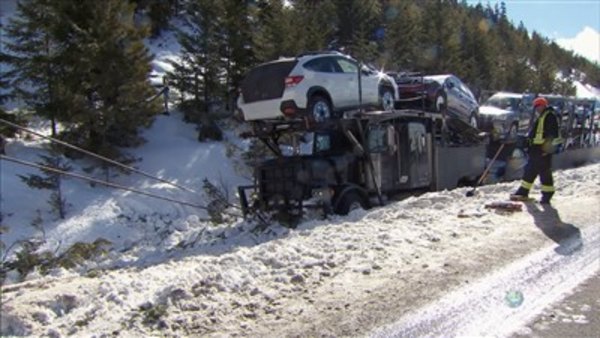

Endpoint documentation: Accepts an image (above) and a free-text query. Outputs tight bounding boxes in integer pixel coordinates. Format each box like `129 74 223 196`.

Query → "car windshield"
484 96 517 110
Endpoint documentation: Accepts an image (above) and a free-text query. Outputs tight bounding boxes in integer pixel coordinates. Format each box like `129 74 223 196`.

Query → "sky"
466 0 600 63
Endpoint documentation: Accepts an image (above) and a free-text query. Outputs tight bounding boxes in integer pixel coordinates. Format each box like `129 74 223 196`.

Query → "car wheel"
307 95 332 122
334 191 368 215
379 87 395 111
469 111 479 129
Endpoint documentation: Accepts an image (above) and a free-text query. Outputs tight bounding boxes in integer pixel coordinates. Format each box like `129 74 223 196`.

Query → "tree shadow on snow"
524 203 583 256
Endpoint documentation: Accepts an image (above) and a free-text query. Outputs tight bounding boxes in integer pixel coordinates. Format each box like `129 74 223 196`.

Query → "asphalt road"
512 271 600 338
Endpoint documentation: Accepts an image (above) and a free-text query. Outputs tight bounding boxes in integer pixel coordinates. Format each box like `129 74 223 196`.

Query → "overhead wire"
0 118 200 195
1 154 209 210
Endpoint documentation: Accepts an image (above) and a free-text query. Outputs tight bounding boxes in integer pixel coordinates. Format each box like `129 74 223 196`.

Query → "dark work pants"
516 146 554 201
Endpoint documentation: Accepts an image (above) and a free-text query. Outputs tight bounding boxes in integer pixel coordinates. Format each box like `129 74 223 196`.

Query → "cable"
1 154 209 210
0 118 200 195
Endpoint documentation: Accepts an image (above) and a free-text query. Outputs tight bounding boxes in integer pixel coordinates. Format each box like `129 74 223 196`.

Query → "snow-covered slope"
1 112 251 267
1 162 598 337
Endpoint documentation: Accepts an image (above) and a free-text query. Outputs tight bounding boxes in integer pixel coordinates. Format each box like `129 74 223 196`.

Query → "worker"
510 97 562 204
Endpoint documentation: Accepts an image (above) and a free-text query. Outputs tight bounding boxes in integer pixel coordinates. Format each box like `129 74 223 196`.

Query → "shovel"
466 143 506 197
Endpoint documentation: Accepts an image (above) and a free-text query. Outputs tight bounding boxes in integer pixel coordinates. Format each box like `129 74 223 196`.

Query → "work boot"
540 192 554 204
510 187 529 201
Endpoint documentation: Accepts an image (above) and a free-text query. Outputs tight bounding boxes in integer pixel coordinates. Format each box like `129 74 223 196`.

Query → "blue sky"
465 1 600 63
466 0 600 39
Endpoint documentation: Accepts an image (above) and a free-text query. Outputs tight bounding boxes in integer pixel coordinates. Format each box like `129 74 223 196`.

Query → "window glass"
459 82 475 99
485 96 516 110
336 58 358 74
304 57 335 73
314 133 331 152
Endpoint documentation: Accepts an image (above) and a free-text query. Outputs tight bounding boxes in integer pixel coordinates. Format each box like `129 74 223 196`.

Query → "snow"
574 81 600 99
2 118 599 336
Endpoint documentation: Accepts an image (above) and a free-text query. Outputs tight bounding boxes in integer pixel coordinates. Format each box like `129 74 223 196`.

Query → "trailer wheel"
335 192 368 215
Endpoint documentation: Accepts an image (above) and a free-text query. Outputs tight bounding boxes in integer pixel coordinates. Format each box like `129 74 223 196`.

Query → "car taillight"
285 75 304 88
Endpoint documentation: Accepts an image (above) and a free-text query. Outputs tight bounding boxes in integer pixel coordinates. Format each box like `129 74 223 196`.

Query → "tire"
334 191 368 215
379 87 395 111
307 95 332 123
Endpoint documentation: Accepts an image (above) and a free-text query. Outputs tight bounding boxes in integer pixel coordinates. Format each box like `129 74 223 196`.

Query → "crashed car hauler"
238 110 487 216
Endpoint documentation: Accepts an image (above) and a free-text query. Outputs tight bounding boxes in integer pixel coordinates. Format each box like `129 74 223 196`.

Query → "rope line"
1 154 208 210
0 118 200 195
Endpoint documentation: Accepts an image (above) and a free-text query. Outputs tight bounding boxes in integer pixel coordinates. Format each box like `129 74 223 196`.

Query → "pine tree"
169 0 225 122
288 0 336 52
332 0 381 61
251 0 296 62
382 0 423 71
221 0 255 111
54 0 160 154
3 0 68 137
0 53 11 105
419 0 463 74
4 0 159 156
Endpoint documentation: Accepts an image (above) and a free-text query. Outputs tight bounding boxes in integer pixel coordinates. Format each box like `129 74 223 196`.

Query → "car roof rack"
295 50 346 58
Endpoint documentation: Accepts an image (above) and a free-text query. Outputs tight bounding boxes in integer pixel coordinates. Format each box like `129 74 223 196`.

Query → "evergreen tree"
3 0 68 137
419 0 463 74
170 0 224 120
382 0 423 71
221 0 255 110
55 0 160 154
332 0 381 61
0 53 11 105
251 0 296 62
4 0 159 156
288 0 336 52
459 10 495 95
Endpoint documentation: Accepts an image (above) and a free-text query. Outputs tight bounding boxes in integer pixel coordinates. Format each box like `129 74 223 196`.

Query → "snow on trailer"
238 108 488 218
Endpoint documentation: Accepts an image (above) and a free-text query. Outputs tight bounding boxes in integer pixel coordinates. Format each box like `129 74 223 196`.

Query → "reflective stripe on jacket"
533 111 550 145
531 108 561 146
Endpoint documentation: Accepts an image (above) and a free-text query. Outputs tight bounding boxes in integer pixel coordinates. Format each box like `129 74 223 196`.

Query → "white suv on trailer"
237 51 397 123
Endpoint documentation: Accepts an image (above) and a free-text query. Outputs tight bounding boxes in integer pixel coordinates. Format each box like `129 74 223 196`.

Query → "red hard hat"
533 97 548 108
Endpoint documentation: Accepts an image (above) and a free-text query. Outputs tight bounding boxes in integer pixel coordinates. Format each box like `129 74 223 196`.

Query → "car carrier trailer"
238 109 487 217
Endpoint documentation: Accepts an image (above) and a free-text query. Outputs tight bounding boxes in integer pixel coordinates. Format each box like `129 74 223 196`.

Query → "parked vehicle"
238 110 486 217
389 73 480 129
478 92 533 140
237 51 397 123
